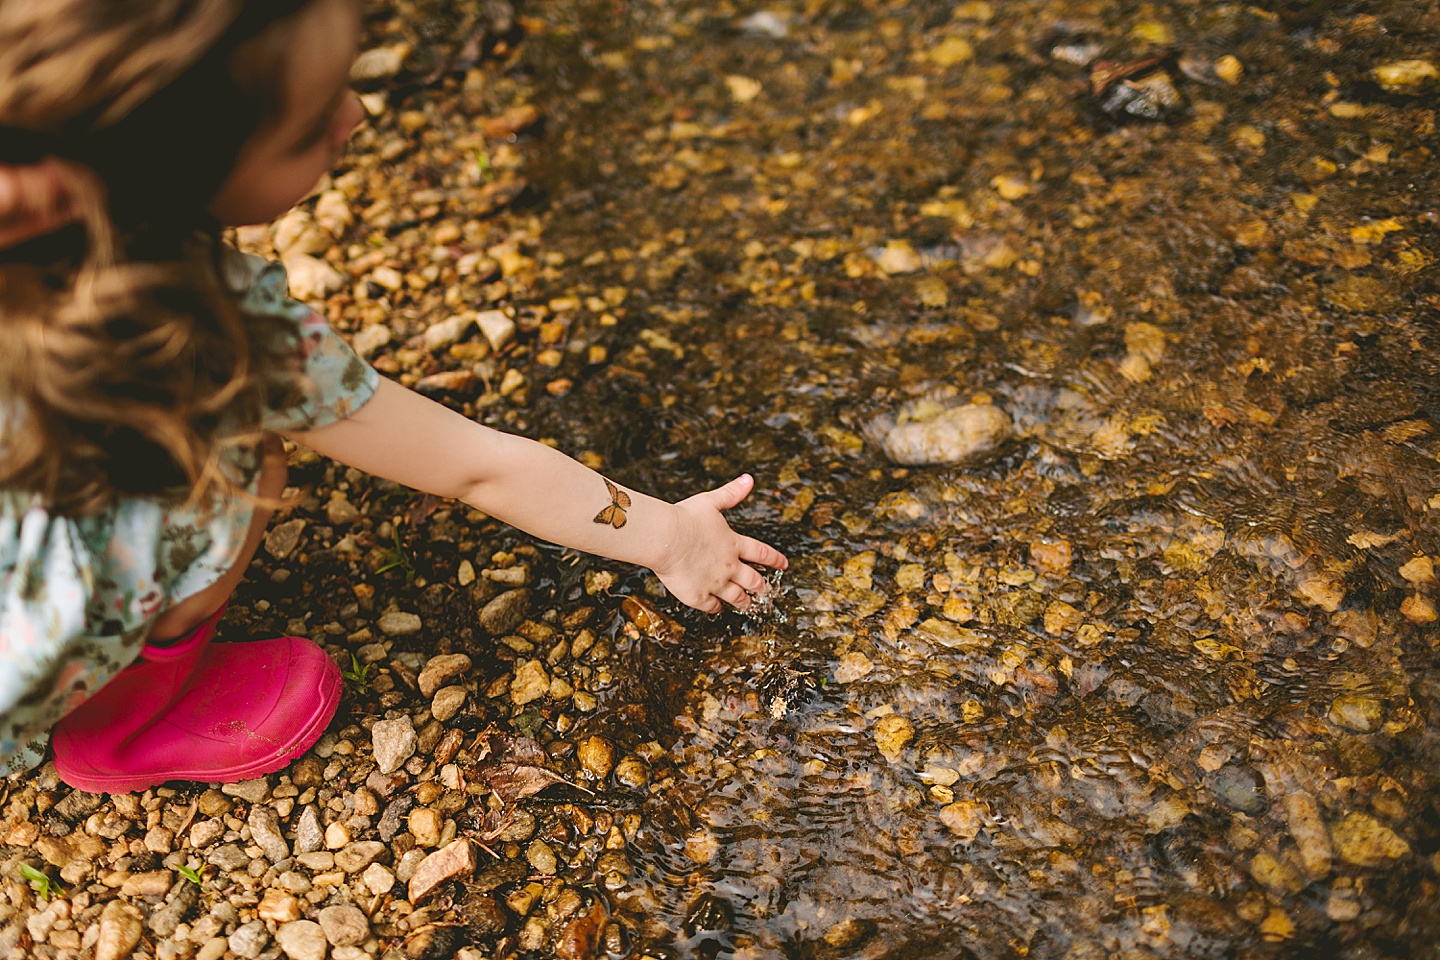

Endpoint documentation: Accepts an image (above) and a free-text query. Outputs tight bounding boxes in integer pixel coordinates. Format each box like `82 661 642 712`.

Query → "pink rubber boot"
52 606 340 793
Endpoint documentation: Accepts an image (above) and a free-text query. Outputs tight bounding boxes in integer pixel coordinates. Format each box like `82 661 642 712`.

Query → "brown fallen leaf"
469 727 579 803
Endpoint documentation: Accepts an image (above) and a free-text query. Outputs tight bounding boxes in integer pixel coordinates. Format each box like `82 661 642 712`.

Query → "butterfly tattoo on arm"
594 478 631 528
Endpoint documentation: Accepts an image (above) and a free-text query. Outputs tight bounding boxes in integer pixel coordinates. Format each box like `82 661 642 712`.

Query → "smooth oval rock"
430 685 468 722
377 611 422 636
879 403 1012 465
418 653 472 697
577 736 616 779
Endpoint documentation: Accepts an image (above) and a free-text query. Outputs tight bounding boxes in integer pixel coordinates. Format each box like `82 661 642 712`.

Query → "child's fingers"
733 564 770 596
738 535 787 570
716 582 752 611
696 593 724 614
703 473 755 511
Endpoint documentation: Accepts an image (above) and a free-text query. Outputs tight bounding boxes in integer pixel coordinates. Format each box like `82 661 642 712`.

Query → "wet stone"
939 801 987 843
527 839 558 875
1207 764 1269 816
1334 736 1386 776
1282 792 1333 880
873 715 915 761
823 917 878 950
683 893 734 935
878 403 1012 466
577 736 616 779
1331 813 1411 867
1329 695 1383 733
511 659 550 706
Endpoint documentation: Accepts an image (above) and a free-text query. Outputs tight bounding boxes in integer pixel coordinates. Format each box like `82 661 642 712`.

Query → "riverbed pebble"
1331 813 1411 867
878 403 1012 465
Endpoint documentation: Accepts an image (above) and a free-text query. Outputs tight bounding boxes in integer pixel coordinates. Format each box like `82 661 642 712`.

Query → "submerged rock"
1207 764 1269 816
1331 813 1411 867
874 402 1013 465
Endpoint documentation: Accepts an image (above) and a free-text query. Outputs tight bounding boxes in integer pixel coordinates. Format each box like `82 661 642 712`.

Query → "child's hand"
653 474 788 614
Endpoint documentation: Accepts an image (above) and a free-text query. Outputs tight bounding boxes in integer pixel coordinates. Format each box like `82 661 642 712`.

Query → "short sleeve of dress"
223 250 380 434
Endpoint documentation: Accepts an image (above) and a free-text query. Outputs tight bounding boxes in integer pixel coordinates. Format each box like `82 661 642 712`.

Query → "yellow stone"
929 37 974 68
1399 555 1437 585
1401 594 1437 624
1260 908 1294 942
1372 59 1438 92
1215 55 1244 83
725 75 763 103
1330 813 1411 867
1043 601 1083 635
991 175 1030 200
833 652 875 684
938 800 987 841
873 714 915 761
1130 21 1175 45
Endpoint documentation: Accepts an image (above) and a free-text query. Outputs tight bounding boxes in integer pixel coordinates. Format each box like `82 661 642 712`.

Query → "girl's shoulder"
218 245 312 326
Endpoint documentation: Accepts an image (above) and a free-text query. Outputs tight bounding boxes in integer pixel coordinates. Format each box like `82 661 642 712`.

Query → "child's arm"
284 377 787 613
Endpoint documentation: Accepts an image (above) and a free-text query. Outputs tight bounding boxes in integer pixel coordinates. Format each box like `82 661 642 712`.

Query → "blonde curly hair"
0 0 317 515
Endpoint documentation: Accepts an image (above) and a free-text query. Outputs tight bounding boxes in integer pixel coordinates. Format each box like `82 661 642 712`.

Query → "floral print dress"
0 250 379 775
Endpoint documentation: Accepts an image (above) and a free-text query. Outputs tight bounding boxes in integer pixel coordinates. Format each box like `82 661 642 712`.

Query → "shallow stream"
505 1 1438 957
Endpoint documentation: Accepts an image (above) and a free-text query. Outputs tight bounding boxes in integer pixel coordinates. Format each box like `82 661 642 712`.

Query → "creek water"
507 1 1439 957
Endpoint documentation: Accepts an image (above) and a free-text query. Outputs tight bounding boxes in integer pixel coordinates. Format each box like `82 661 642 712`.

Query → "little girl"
0 0 786 793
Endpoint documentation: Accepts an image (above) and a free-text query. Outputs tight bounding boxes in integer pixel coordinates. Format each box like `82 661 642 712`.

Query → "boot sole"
53 665 341 794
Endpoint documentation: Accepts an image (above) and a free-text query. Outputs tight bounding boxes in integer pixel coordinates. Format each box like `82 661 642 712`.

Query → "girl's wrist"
644 499 687 577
